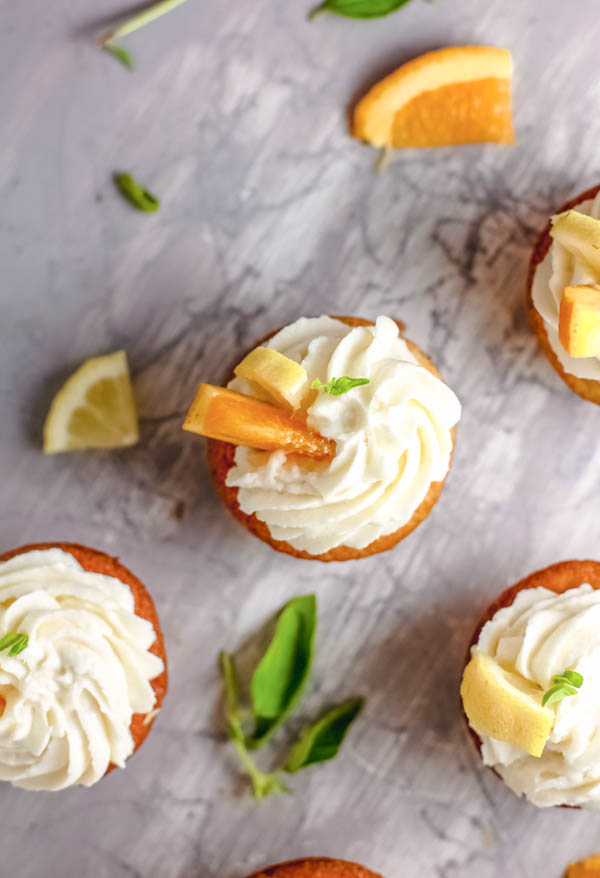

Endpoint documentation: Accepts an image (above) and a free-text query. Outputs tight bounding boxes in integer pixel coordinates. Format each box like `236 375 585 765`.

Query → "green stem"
230 736 288 800
308 3 329 19
100 0 190 47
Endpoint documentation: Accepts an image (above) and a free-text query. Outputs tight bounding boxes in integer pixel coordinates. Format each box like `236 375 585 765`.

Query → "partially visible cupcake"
184 315 461 562
461 561 600 809
0 543 167 791
246 858 383 878
528 184 600 403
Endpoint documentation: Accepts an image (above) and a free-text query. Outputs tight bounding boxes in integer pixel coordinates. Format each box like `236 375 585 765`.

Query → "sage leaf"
0 632 28 657
113 172 160 212
284 697 364 773
248 594 317 748
103 44 134 70
309 0 414 20
218 652 288 799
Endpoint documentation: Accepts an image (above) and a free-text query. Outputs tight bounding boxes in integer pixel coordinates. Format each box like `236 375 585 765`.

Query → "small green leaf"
312 377 370 396
542 668 583 706
309 0 414 20
218 652 287 800
248 595 317 748
284 697 364 773
557 670 583 688
0 632 28 657
113 172 160 212
103 43 134 70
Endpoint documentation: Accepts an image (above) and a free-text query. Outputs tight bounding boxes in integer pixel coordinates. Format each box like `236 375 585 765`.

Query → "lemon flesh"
234 346 308 409
559 284 600 357
461 651 553 758
550 210 600 275
43 351 139 453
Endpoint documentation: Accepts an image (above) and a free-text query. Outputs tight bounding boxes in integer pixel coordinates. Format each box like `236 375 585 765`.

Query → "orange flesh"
183 384 335 460
390 78 514 147
565 854 600 877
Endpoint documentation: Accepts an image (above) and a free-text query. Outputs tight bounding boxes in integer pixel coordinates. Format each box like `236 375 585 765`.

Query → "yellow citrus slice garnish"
234 347 308 409
183 384 335 459
43 351 139 453
461 651 553 757
551 210 600 275
353 46 514 149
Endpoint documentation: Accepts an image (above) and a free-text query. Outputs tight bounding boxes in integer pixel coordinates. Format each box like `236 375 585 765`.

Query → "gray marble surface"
2 0 600 875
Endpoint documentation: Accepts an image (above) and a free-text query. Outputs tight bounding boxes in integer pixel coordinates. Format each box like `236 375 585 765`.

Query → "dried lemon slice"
43 351 139 452
461 651 553 757
353 46 514 149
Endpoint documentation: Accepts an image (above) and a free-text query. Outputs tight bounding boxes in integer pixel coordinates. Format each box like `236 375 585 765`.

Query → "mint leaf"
309 0 414 19
284 697 363 773
218 652 287 800
312 377 370 396
0 632 28 657
113 173 159 212
542 669 583 707
248 595 317 749
103 44 134 70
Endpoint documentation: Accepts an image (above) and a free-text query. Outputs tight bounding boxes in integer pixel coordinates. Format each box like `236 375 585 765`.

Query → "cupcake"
460 560 600 809
0 542 167 791
184 315 461 561
528 184 600 403
246 858 383 878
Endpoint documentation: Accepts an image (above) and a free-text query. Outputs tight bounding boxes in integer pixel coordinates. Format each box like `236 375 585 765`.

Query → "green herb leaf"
284 697 364 773
312 377 370 396
103 44 134 70
0 632 28 657
542 669 583 707
113 173 160 212
100 0 190 47
248 594 317 748
309 0 413 20
218 652 288 800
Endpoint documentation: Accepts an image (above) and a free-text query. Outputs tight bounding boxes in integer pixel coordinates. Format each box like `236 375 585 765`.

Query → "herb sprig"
309 0 414 20
218 595 363 799
312 377 370 396
542 670 583 707
113 173 160 212
0 632 28 657
100 0 190 69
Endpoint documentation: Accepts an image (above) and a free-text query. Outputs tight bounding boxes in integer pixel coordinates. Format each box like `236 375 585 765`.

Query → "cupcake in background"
528 184 600 403
184 315 461 562
0 543 167 791
246 858 383 878
461 561 600 809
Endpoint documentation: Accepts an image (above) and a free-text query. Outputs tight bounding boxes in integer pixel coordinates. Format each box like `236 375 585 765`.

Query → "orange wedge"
559 284 600 357
183 384 335 459
565 854 600 877
353 46 514 149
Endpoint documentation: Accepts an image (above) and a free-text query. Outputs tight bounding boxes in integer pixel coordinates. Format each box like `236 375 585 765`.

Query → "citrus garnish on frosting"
467 583 600 809
0 548 164 791
224 316 461 555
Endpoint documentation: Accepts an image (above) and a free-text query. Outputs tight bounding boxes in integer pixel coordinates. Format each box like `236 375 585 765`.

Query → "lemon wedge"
551 210 600 275
43 351 139 453
461 651 553 757
559 284 600 357
234 346 308 409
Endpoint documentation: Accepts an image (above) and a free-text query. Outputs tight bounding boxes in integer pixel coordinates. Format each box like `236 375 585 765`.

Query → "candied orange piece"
565 853 600 877
183 384 334 459
559 284 600 357
353 46 514 149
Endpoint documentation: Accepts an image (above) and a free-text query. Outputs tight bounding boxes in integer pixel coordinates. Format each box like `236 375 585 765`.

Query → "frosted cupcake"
528 184 600 403
0 543 167 791
246 858 383 878
184 316 461 561
461 560 600 809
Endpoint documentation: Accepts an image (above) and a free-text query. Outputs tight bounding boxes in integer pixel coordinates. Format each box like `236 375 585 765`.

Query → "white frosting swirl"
226 316 461 555
475 583 600 809
531 192 600 380
0 549 164 791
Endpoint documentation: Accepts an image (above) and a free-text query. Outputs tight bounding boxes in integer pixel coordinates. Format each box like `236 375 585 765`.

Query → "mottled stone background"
2 0 600 875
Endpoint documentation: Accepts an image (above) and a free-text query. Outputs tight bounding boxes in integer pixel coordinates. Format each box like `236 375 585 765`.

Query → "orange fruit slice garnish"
559 284 600 358
353 46 514 149
564 853 600 877
183 384 335 459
